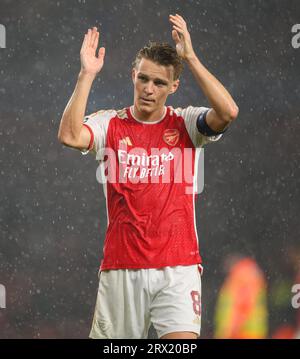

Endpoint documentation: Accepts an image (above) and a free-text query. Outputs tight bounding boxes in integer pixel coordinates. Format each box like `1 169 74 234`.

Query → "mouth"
140 97 155 104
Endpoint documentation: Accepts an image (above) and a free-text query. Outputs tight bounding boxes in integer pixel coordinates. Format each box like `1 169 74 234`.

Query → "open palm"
80 27 105 75
169 14 194 60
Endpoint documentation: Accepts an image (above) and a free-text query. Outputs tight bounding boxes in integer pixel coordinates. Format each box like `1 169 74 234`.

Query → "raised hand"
80 27 105 75
169 14 195 60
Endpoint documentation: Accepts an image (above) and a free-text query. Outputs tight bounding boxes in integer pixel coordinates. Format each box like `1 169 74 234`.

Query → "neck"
132 104 166 122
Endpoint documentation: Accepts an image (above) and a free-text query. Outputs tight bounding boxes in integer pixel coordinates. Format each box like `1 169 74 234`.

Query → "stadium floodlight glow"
0 284 6 309
0 24 6 48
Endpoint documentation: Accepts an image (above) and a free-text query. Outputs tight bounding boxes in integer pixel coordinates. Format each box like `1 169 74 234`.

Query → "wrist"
185 51 198 64
78 70 97 81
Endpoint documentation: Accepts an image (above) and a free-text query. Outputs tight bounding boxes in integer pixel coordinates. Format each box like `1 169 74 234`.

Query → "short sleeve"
80 110 116 160
177 106 223 148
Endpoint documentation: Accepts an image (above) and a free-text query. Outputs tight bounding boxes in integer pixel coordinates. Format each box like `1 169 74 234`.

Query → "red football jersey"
81 106 222 270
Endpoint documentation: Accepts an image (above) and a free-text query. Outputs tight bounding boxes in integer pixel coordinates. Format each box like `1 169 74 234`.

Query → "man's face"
132 58 179 115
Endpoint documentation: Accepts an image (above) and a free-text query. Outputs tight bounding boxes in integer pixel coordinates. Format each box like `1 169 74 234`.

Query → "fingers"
169 14 186 25
172 29 180 40
80 33 87 53
169 20 184 35
169 17 184 27
169 14 187 32
89 27 97 48
172 25 184 35
98 46 105 59
82 27 99 49
86 28 92 47
175 13 185 22
172 30 181 44
91 29 99 49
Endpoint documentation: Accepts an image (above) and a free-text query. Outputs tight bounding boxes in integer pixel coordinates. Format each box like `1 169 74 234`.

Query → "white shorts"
89 264 202 339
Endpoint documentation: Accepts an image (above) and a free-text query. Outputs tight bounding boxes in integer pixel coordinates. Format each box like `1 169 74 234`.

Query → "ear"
132 68 136 84
169 79 180 94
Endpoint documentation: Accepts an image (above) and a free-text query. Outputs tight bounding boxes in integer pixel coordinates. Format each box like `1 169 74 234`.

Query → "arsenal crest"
163 129 180 146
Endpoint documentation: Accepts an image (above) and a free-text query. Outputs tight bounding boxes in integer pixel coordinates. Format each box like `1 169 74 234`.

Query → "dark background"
0 0 299 338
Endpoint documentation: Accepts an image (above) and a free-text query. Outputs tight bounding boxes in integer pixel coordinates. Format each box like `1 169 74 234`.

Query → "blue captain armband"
196 109 228 136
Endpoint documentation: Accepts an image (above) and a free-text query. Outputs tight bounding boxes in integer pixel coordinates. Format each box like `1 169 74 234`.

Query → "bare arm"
169 14 239 132
57 27 105 150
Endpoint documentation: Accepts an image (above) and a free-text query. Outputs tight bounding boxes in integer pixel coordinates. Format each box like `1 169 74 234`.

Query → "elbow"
222 104 239 123
230 104 239 121
57 131 67 145
57 120 66 144
57 132 63 144
57 132 74 147
57 114 74 145
57 124 75 146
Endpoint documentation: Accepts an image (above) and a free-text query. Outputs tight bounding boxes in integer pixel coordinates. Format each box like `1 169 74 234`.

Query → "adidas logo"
119 136 133 146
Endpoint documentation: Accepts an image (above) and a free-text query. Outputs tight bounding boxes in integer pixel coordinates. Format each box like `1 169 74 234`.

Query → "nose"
144 81 154 94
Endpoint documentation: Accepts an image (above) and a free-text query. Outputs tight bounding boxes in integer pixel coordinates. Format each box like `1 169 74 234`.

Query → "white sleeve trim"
175 106 223 147
80 110 116 159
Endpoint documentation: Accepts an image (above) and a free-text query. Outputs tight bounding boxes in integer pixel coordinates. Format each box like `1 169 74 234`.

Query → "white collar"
130 106 167 124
